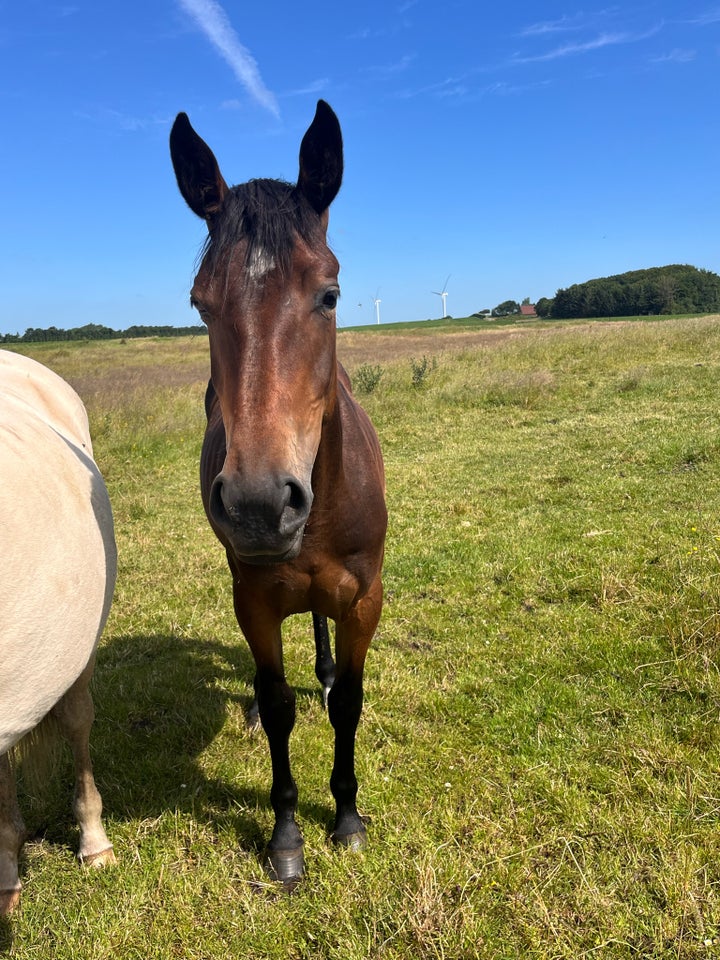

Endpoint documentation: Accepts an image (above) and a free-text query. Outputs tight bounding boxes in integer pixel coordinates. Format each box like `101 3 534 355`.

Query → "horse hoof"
265 846 305 885
80 846 116 869
331 830 367 852
0 887 21 917
246 701 262 733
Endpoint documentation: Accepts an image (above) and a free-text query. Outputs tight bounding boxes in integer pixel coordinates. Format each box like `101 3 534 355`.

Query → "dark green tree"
492 300 520 317
535 297 553 318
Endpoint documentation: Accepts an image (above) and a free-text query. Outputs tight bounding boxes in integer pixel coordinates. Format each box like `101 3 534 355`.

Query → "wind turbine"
432 275 451 318
372 290 382 325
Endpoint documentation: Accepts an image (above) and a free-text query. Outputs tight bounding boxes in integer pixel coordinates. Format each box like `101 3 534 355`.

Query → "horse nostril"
209 475 229 527
279 479 312 535
285 480 307 513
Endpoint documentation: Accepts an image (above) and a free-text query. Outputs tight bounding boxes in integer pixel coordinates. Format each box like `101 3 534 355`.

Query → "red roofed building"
519 304 537 318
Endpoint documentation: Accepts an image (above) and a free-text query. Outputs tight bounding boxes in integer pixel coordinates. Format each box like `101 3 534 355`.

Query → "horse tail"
9 714 63 800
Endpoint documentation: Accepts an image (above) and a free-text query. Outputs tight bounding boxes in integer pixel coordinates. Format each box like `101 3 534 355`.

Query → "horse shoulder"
306 369 387 596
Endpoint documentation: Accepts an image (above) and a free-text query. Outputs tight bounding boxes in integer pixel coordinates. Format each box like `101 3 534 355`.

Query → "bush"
410 355 437 387
353 363 384 394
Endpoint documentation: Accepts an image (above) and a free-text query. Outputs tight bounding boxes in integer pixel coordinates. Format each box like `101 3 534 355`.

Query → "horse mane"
201 178 323 278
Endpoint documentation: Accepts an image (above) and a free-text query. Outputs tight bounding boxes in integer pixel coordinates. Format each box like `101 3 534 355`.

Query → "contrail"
177 0 280 117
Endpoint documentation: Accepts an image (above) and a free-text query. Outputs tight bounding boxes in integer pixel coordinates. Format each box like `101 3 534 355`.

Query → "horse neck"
311 361 346 495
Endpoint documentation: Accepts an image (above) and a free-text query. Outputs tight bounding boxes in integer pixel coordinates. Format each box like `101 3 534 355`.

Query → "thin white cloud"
514 31 629 63
77 107 168 132
484 79 553 96
522 14 590 36
176 0 279 117
521 9 619 36
435 83 470 100
514 24 662 65
365 53 416 76
395 73 551 103
283 78 330 98
394 75 462 100
347 27 373 41
651 48 696 63
687 7 720 25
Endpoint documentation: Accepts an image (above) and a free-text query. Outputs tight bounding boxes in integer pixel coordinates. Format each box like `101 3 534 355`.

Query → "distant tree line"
535 265 720 319
0 323 207 344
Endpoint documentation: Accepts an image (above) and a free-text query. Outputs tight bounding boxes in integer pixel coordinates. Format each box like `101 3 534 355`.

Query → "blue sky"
1 1 718 334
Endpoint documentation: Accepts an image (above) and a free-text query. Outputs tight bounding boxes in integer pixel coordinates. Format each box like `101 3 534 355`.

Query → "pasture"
2 316 720 958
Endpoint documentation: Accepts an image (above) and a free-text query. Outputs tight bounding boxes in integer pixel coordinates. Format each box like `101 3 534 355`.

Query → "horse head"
170 102 343 563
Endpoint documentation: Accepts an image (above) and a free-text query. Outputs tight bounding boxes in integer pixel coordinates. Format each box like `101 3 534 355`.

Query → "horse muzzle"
208 470 313 564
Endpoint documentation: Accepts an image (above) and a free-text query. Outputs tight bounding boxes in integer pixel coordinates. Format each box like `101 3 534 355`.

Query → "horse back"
0 350 93 454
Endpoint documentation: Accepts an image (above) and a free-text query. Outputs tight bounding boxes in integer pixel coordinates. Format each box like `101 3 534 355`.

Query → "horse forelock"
201 178 323 281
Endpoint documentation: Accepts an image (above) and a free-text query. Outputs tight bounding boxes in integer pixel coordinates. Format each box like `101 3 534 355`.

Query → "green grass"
3 317 720 958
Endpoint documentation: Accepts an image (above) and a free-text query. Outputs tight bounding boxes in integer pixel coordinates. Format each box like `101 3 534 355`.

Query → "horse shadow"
21 629 334 861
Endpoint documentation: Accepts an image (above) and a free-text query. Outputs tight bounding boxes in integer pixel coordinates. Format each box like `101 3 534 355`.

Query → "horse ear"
297 100 343 215
170 113 229 225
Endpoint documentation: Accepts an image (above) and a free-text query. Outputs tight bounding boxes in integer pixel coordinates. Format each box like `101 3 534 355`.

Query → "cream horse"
0 350 117 915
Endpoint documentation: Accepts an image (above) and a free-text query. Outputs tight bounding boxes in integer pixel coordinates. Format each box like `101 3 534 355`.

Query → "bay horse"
0 350 116 915
170 101 387 883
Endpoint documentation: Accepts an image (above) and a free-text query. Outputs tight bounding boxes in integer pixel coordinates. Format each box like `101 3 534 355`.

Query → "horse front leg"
328 576 383 849
235 593 303 884
51 658 115 868
247 613 333 728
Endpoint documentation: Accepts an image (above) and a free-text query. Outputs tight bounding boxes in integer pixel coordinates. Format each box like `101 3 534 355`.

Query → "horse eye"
191 298 211 323
322 290 339 310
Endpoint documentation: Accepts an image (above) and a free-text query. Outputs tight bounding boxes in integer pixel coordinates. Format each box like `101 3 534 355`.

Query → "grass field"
2 316 720 958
